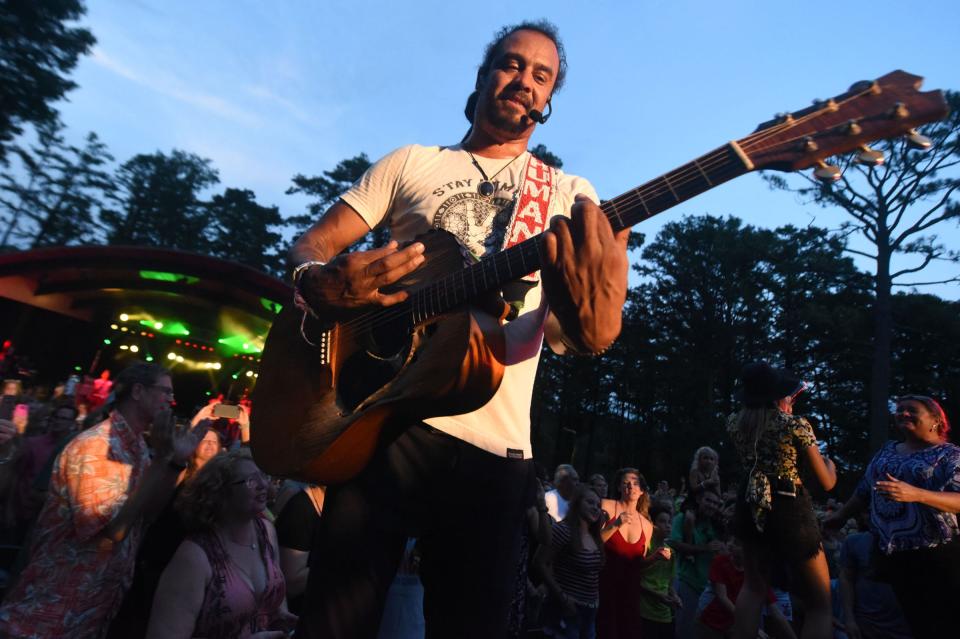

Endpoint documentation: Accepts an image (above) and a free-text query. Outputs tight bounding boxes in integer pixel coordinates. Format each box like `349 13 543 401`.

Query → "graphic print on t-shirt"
432 188 516 261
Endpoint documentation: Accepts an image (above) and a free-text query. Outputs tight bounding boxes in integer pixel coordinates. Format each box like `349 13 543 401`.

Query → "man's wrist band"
292 260 327 286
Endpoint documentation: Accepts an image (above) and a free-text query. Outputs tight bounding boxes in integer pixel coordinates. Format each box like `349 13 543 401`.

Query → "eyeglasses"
232 471 269 489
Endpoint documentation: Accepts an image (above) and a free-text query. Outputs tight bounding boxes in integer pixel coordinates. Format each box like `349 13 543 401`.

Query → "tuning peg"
905 129 932 150
855 145 885 166
849 80 881 95
800 137 818 153
812 98 839 112
813 161 842 183
890 102 910 119
845 120 863 136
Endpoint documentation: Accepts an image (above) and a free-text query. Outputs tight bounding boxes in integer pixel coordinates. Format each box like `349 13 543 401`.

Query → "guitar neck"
406 143 753 325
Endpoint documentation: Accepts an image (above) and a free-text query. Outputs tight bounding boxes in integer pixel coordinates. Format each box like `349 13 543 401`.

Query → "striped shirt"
550 520 603 606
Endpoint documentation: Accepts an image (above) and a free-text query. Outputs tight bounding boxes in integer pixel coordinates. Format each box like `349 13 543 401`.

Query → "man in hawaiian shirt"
0 362 210 639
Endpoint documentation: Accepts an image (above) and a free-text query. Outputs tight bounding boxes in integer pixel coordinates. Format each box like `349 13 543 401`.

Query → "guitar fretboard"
407 143 751 326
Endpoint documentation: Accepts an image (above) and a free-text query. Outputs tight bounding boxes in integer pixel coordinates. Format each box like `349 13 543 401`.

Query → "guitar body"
251 229 507 484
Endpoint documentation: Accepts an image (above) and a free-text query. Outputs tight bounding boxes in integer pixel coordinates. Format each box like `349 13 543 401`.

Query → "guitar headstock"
740 70 948 176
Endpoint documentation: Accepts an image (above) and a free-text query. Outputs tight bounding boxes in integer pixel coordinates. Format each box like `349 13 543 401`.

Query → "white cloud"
90 47 262 128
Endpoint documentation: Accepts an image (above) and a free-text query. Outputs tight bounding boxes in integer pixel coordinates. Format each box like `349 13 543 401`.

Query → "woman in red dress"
598 468 654 638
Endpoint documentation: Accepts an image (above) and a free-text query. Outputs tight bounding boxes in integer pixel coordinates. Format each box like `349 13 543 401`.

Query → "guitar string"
332 85 888 335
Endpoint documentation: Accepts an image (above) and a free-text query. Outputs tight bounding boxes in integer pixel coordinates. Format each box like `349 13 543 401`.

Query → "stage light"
110 324 118 330
120 313 129 321
130 345 139 353
167 353 177 360
103 339 112 345
246 371 254 377
213 363 222 370
74 366 82 372
120 327 128 332
145 356 154 362
176 356 184 363
154 322 163 330
120 345 129 350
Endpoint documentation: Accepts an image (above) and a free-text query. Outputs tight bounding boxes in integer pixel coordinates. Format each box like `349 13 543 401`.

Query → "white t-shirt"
544 488 569 522
340 144 598 458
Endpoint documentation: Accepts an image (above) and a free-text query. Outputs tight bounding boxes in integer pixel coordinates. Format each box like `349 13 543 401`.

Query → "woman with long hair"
727 362 836 639
536 484 605 638
689 446 721 497
146 448 295 638
597 468 653 638
827 394 960 638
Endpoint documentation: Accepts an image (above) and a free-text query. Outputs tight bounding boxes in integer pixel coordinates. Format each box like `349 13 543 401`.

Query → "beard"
480 94 530 135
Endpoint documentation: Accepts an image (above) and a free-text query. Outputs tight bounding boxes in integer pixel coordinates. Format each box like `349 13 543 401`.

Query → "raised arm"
803 445 837 492
101 410 210 542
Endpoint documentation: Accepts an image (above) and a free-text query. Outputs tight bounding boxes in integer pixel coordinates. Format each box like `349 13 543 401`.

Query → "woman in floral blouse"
827 395 959 639
726 361 836 639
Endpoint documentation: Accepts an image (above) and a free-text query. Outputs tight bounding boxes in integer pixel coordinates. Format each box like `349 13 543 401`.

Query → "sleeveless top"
191 517 287 639
598 508 649 638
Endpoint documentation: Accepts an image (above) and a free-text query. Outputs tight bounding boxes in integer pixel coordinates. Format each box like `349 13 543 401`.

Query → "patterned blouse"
0 412 151 639
190 517 287 638
855 440 960 555
727 409 817 532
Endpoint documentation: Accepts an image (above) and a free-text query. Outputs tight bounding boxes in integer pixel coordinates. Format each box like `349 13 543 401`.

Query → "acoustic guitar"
251 70 948 484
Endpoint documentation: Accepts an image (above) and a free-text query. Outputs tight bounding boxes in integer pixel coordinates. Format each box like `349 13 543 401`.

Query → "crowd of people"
0 360 955 638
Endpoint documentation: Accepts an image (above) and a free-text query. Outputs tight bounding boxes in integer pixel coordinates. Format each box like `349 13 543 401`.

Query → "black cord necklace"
467 149 526 197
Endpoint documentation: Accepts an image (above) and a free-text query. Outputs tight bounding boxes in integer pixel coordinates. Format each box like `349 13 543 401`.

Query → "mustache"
498 91 531 108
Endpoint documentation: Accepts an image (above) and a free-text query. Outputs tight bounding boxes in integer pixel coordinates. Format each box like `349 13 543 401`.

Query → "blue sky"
56 0 960 298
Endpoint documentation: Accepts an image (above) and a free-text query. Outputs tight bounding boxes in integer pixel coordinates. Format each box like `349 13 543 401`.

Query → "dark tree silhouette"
0 0 95 161
102 150 219 253
208 187 285 275
0 118 114 248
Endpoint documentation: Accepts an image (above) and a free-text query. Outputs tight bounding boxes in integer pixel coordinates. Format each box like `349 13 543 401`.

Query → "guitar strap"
501 153 555 278
498 154 555 320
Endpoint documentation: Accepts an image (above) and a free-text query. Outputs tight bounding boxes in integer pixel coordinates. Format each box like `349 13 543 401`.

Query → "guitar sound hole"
336 339 411 412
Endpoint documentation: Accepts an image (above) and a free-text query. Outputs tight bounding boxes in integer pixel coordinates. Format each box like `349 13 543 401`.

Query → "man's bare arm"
291 200 425 316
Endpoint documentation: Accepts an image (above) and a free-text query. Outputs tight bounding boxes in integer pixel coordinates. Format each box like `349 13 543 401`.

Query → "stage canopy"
0 246 291 401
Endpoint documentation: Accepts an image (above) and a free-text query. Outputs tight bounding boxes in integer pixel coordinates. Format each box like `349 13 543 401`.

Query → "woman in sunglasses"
726 361 837 639
147 448 296 638
827 395 959 639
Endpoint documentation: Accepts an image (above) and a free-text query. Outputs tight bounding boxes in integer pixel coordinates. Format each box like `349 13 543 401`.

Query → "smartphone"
212 403 241 420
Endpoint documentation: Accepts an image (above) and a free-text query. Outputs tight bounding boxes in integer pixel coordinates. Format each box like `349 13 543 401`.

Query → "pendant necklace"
467 149 526 198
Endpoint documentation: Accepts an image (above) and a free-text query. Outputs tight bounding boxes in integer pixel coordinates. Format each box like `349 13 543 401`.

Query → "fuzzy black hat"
736 361 805 406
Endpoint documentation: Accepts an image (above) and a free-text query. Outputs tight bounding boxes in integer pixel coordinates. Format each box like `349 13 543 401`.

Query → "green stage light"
260 298 283 314
217 335 263 355
138 270 200 285
103 339 111 345
139 319 190 336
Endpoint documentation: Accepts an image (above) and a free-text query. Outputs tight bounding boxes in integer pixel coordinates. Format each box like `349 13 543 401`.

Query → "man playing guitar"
290 21 628 638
